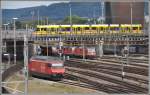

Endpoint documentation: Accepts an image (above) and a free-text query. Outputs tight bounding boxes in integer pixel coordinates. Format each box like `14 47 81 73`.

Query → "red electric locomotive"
74 47 88 57
63 47 75 56
86 47 96 57
40 46 97 58
29 56 65 80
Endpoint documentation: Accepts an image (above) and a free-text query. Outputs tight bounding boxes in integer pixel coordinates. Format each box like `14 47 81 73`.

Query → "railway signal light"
122 71 125 80
122 46 129 58
37 46 41 55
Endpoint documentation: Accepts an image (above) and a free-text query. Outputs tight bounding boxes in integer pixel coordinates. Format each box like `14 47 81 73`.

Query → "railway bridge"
2 30 33 59
2 30 148 56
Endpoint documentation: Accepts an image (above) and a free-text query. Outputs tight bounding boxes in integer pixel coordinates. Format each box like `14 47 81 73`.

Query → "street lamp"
3 24 9 39
13 17 18 64
3 24 8 31
3 53 10 69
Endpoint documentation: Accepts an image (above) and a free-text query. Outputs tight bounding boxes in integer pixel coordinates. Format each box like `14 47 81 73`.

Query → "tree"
15 21 22 29
63 15 88 24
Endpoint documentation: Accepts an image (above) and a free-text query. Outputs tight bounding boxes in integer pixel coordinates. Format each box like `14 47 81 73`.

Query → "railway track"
102 55 148 63
99 58 148 67
66 66 148 85
66 67 148 92
67 58 148 76
59 79 102 93
64 73 128 93
65 58 148 94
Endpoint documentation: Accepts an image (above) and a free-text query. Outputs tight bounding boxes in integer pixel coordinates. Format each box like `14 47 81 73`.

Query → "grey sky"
1 1 68 9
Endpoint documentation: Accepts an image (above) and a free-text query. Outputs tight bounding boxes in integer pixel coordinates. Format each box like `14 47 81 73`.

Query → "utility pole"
69 0 72 35
46 38 48 57
46 17 49 25
93 7 96 24
13 18 18 64
98 0 105 58
38 10 39 25
101 0 105 23
99 40 104 58
3 24 8 39
114 39 117 57
40 17 42 25
121 46 128 80
82 42 85 61
24 29 28 95
69 1 72 26
59 41 63 59
148 0 150 93
0 11 3 94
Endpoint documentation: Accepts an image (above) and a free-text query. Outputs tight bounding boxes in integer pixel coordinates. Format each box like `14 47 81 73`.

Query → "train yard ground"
4 72 101 95
2 54 148 94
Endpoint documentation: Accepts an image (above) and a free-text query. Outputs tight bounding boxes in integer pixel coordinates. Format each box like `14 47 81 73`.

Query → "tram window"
99 27 103 30
50 28 55 31
41 28 47 31
139 27 142 30
47 28 50 32
132 27 138 30
55 28 59 32
61 28 64 31
36 28 40 31
125 27 131 31
110 27 114 31
110 27 119 31
85 27 89 30
115 27 119 31
66 27 71 31
92 27 96 30
77 27 81 31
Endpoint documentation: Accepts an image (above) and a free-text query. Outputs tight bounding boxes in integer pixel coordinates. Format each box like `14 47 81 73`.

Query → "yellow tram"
33 24 143 36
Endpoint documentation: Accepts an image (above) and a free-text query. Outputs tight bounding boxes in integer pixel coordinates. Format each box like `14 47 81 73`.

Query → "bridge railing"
2 30 34 40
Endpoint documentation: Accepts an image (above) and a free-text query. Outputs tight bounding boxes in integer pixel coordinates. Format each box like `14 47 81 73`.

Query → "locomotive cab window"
47 64 52 67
